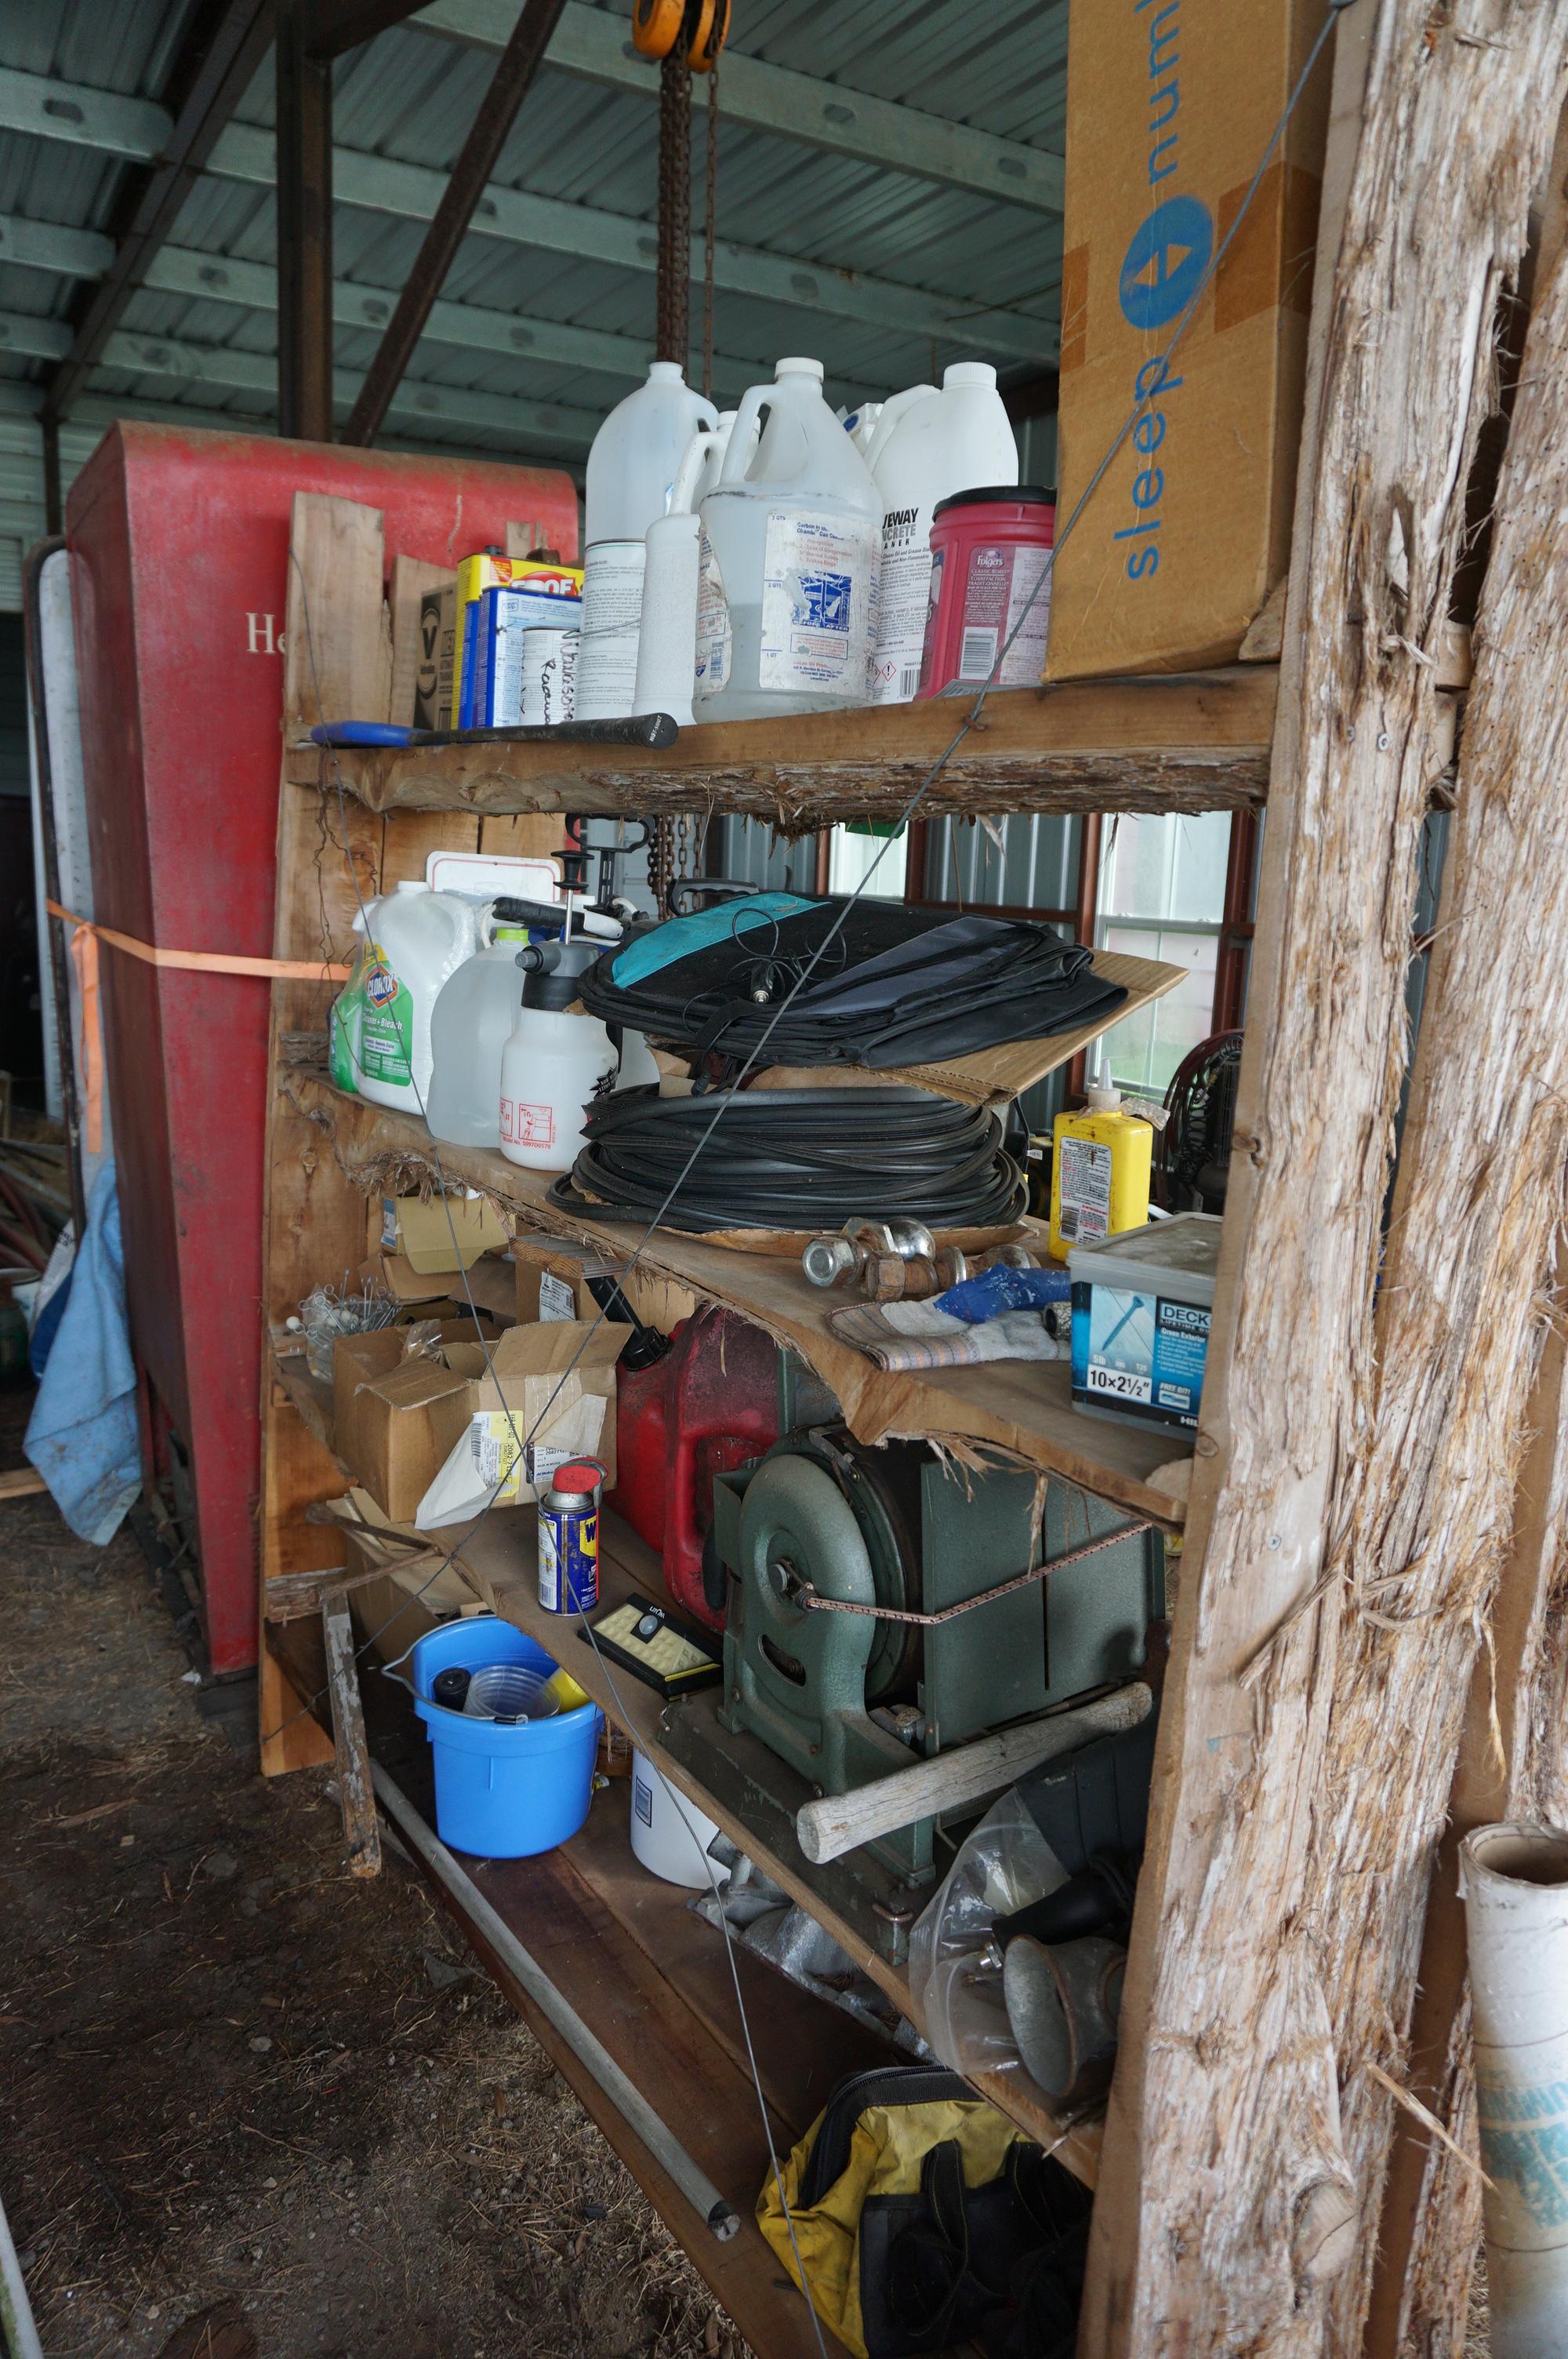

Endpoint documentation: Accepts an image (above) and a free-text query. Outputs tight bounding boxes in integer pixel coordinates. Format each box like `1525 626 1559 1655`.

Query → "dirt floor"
0 1389 749 2359
0 1374 1496 2359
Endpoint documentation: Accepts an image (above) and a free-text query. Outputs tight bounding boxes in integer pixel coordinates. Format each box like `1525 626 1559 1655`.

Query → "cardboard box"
380 1191 506 1273
415 580 457 732
350 1354 477 1525
453 554 584 726
1046 1 1330 679
332 1318 495 1497
419 1321 629 1527
513 1236 616 1324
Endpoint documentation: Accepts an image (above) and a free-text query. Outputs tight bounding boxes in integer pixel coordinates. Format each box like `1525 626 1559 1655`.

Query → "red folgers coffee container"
915 485 1056 697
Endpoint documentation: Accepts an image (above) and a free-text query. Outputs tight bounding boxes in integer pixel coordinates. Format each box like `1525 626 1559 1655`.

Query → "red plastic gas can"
611 1305 779 1630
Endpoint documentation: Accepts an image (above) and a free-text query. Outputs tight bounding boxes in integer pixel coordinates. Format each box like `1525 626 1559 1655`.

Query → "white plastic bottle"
633 415 738 727
578 364 717 722
866 362 1018 705
584 361 718 545
330 881 478 1116
499 941 619 1171
695 358 883 724
426 942 528 1147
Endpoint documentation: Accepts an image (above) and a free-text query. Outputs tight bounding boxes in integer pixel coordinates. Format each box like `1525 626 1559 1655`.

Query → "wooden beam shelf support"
277 1063 1193 1530
283 669 1286 826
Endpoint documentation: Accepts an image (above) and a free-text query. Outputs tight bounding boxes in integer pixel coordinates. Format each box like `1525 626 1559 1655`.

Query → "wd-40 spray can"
538 1459 604 1613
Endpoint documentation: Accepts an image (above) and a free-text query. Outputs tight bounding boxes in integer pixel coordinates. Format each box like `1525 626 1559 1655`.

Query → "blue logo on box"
1119 195 1214 330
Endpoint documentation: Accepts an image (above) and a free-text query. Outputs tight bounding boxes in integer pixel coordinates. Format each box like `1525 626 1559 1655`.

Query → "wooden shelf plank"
284 670 1279 825
266 1610 859 2359
279 1068 1193 1528
449 1503 1105 2188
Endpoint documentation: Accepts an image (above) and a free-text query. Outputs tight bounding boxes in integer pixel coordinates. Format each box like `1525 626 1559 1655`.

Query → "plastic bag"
906 1790 1065 2090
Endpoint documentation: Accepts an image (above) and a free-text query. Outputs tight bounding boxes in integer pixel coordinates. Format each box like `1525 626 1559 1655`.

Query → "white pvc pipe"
1460 1821 1568 2358
0 2175 45 2359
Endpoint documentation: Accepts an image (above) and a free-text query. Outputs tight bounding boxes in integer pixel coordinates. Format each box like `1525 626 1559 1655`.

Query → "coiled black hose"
550 1085 1027 1234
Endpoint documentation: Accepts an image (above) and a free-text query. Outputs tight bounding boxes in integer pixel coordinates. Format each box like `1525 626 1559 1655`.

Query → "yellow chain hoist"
632 0 729 71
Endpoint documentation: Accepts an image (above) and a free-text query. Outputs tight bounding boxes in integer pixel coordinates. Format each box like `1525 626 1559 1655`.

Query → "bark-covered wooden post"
1080 2 1568 2350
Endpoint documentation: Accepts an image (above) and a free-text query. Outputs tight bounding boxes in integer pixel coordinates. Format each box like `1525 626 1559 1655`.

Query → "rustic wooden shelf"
283 669 1280 826
453 1504 1105 2187
279 1066 1193 1530
265 1586 887 2358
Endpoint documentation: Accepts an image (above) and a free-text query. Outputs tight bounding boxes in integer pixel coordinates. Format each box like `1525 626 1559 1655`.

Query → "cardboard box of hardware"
417 1320 629 1528
332 1317 497 1482
1046 0 1331 678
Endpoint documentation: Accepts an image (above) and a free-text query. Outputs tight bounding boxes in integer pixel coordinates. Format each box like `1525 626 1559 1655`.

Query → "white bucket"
630 1750 721 1889
1461 1821 1568 2358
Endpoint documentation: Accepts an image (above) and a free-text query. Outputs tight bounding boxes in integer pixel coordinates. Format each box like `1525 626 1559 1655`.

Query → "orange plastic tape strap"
46 900 350 1158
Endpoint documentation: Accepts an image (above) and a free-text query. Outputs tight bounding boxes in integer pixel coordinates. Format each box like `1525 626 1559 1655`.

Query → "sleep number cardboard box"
1047 0 1332 678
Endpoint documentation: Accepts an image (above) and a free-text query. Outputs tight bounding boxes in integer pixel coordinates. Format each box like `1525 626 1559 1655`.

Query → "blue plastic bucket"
394 1617 602 1859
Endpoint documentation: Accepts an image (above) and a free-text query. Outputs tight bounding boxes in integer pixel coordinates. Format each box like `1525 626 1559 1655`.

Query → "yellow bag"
757 2064 1089 2358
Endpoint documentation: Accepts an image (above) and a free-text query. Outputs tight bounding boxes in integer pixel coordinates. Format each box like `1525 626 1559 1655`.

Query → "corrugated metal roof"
0 0 1064 595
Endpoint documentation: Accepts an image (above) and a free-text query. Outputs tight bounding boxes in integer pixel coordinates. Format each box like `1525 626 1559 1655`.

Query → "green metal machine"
661 1387 1163 1960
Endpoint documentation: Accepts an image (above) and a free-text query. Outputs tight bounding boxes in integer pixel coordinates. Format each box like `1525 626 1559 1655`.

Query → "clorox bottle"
866 363 1018 704
695 358 883 723
331 881 478 1115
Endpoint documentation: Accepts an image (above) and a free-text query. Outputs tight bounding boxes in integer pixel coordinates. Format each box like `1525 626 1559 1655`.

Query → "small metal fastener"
873 1899 916 1927
1377 731 1391 749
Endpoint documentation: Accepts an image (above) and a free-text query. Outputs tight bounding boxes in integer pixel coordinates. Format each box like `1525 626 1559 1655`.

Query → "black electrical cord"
551 1085 1026 1233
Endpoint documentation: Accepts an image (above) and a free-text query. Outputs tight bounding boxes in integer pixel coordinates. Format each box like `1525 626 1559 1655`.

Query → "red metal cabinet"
67 423 579 1674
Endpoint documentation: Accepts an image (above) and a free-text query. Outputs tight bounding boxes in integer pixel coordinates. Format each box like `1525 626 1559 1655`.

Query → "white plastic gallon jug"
331 881 478 1114
578 365 717 720
633 416 738 727
866 362 1018 705
584 361 718 546
695 358 883 724
426 944 528 1147
499 940 618 1171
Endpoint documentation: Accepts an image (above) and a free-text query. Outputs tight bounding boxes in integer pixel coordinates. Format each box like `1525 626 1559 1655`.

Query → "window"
1093 812 1232 1095
828 823 906 900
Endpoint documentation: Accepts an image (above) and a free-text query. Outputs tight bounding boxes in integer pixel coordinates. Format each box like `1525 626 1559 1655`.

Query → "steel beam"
0 308 601 451
0 65 1059 364
0 209 764 399
418 0 1066 217
42 0 274 427
276 1 335 439
342 0 566 445
310 0 432 56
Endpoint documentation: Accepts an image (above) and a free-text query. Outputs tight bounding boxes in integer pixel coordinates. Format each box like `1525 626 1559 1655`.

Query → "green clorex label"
332 943 412 1089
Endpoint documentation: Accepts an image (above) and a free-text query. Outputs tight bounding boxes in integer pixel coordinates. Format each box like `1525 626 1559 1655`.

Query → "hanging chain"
702 47 720 400
656 50 693 366
648 813 678 915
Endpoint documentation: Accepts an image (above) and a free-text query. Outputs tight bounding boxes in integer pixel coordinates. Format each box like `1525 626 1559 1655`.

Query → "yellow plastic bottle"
1047 1078 1153 1260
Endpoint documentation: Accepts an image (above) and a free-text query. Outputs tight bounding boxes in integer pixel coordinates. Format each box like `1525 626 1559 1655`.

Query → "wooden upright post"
1080 2 1568 2350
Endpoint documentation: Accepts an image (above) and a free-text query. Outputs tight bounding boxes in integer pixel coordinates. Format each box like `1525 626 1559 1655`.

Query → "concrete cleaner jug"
865 362 1018 705
330 881 479 1114
695 358 883 723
